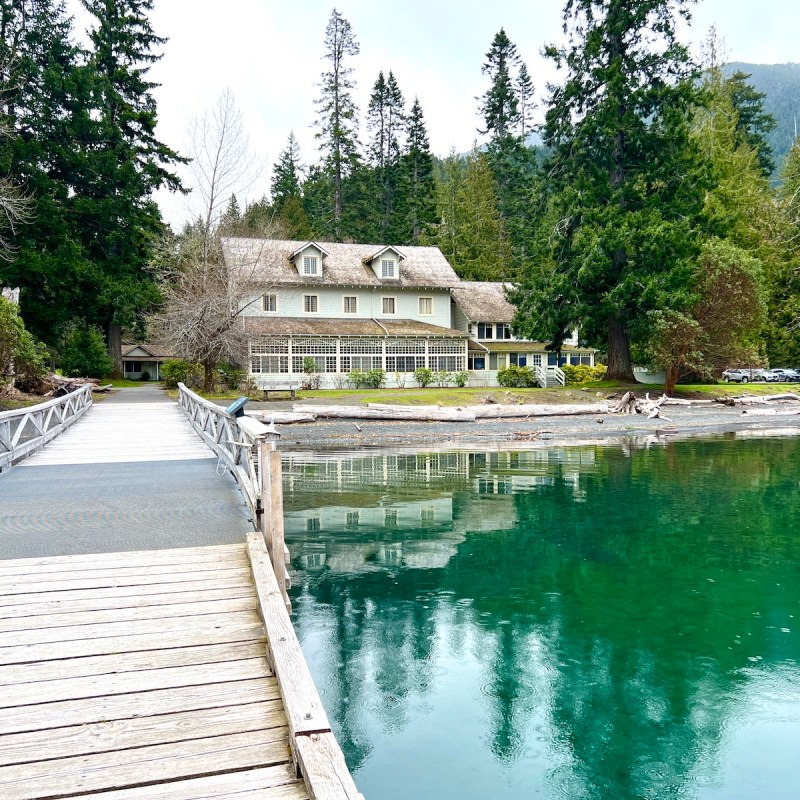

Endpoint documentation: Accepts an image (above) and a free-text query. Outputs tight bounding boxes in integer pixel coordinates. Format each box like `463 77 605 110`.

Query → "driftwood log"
296 405 477 421
247 410 317 424
717 392 800 406
610 392 673 421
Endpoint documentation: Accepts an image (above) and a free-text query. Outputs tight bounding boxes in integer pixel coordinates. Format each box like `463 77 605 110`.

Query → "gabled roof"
121 343 173 359
289 241 331 259
222 238 460 289
451 282 516 322
363 245 406 264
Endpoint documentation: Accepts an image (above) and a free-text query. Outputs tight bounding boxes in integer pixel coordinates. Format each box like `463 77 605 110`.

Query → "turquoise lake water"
283 435 800 800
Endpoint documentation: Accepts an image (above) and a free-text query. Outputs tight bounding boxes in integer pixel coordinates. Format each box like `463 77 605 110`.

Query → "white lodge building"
222 238 596 388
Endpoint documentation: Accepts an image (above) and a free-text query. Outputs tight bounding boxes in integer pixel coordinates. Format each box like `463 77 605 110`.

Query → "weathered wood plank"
0 585 253 620
0 701 286 767
246 531 330 738
0 545 247 578
0 641 265 686
73 764 307 800
0 596 255 633
0 577 254 610
0 622 265 665
294 733 365 800
0 677 280 736
0 566 252 595
0 656 270 709
0 609 263 648
0 728 292 800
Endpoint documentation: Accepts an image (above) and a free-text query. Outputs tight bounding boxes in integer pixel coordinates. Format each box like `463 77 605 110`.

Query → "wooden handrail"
0 384 93 472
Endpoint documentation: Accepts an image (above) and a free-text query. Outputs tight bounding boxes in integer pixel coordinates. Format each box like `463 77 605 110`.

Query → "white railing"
551 366 566 386
534 365 548 388
0 384 93 472
176 382 291 610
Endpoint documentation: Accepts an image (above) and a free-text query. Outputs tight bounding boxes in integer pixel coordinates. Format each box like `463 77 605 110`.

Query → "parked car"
764 368 800 383
722 368 765 383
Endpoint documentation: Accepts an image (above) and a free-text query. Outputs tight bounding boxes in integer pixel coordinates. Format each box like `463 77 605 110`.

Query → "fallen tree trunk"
740 407 800 416
718 392 800 406
296 404 477 421
247 410 317 424
472 403 610 418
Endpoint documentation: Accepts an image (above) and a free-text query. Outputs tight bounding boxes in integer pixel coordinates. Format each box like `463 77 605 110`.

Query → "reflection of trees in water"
289 437 800 796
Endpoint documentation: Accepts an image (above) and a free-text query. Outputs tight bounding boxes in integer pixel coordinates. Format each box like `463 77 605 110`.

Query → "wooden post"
259 432 290 613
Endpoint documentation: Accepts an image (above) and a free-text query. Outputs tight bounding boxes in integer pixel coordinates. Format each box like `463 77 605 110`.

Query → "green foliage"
218 362 244 391
347 369 367 388
497 366 535 388
512 0 707 380
562 364 607 385
413 367 432 387
300 356 321 390
0 296 47 391
161 359 203 390
433 370 452 387
725 70 777 177
453 370 469 388
364 369 386 389
139 370 151 382
61 325 113 379
397 98 437 244
271 132 303 212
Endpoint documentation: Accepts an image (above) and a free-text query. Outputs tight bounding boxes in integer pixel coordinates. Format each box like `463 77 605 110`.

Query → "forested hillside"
726 62 800 174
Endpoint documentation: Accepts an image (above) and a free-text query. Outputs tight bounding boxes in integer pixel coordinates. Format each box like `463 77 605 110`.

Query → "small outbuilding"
121 344 172 381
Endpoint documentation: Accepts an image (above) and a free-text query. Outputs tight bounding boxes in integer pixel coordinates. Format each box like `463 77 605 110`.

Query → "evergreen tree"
218 194 242 234
76 0 186 370
366 70 405 241
478 28 520 139
271 132 303 212
314 8 360 240
397 97 437 244
431 148 511 280
515 62 536 141
0 0 91 344
726 70 777 177
511 0 708 380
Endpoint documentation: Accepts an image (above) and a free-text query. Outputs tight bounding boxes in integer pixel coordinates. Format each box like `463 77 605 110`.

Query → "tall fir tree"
397 97 437 244
511 0 708 380
0 0 91 344
726 70 777 178
314 8 360 241
366 70 405 241
478 28 520 139
77 0 186 369
515 63 536 141
271 132 303 212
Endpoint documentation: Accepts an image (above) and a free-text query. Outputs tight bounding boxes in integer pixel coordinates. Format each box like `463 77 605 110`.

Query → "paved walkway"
0 386 254 560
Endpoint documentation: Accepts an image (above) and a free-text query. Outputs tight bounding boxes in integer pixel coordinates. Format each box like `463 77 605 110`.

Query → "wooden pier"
0 385 362 799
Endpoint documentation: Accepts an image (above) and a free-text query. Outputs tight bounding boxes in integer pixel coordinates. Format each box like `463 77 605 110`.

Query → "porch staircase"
535 365 566 389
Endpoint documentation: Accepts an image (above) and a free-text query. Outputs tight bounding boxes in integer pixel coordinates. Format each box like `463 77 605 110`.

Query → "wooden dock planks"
0 543 310 800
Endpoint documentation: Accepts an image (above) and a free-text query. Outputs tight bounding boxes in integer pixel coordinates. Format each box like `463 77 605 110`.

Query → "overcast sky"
67 0 798 229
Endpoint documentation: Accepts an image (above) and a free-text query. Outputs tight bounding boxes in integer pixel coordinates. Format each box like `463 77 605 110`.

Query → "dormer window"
303 255 319 275
381 259 395 278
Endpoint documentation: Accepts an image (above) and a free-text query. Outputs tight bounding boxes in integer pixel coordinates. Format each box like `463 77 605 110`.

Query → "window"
382 297 396 315
384 510 397 527
346 512 359 528
303 255 319 275
418 297 433 316
126 361 143 373
306 517 320 532
343 295 358 314
581 353 592 365
477 322 493 339
510 353 527 367
496 323 511 340
381 259 395 278
251 355 288 374
468 356 486 370
303 295 318 313
262 293 277 312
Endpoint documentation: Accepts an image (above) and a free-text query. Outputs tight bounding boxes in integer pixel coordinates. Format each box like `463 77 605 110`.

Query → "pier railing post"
258 429 290 612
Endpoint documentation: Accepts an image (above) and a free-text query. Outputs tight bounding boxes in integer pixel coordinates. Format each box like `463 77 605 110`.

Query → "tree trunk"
605 317 635 381
107 323 123 376
664 364 679 396
203 361 215 394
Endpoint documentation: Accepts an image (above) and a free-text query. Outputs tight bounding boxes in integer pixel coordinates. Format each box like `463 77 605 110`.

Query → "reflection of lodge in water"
283 448 597 573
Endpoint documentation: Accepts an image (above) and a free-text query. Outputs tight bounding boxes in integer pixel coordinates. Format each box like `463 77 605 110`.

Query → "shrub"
161 359 203 389
300 356 322 390
364 369 385 389
433 370 452 387
61 325 113 379
414 367 432 387
453 370 469 388
562 364 607 385
331 372 349 389
218 362 244 390
394 371 407 388
497 365 535 387
139 370 151 382
0 296 48 391
347 369 366 388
